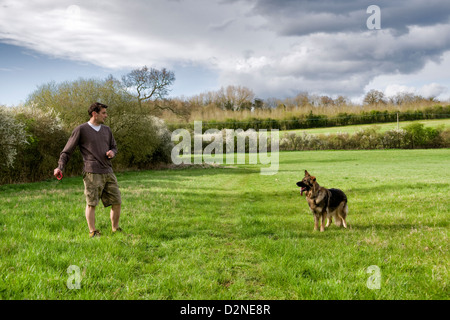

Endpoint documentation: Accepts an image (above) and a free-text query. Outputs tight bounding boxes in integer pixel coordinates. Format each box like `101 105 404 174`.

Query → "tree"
389 92 423 105
27 77 135 129
293 92 309 108
253 98 264 110
121 66 175 109
334 95 349 107
215 85 255 111
363 89 386 105
319 95 334 106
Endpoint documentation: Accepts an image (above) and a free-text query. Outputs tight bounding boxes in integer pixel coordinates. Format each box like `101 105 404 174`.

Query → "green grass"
285 118 450 135
0 149 449 299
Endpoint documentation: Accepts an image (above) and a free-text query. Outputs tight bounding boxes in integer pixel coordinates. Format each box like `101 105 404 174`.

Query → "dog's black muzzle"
296 181 310 196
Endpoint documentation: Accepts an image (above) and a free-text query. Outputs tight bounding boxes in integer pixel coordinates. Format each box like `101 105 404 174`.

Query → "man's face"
93 108 107 124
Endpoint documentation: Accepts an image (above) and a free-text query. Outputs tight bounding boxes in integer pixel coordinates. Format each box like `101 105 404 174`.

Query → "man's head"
88 102 108 125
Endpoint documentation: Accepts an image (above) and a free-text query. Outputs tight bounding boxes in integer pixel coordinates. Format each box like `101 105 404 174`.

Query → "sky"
1 0 450 106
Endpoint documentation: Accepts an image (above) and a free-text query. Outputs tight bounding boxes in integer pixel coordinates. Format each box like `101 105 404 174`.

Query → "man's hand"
54 168 63 179
106 150 115 159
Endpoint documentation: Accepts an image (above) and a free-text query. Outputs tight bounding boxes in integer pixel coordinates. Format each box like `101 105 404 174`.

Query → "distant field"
284 118 450 135
0 149 448 300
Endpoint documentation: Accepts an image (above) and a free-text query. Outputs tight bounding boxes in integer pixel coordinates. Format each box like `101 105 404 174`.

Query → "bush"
280 132 324 151
403 123 443 148
279 124 448 152
381 129 409 149
352 127 382 149
113 114 173 169
146 116 174 164
0 106 28 183
280 133 301 151
439 128 450 148
325 132 352 150
12 106 80 182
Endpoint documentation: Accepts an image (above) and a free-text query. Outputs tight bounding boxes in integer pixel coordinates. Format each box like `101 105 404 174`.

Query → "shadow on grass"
280 157 357 165
348 182 449 194
351 221 449 231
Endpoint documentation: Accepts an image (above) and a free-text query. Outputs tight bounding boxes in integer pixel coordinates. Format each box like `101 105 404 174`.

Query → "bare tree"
389 92 423 105
293 92 309 108
215 85 255 111
319 95 334 106
363 89 386 105
334 95 349 107
122 66 175 110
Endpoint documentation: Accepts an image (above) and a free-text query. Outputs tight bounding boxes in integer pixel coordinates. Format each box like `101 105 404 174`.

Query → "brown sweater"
58 122 118 174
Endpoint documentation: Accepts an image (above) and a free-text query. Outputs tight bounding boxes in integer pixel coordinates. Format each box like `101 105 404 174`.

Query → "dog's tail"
343 202 348 216
334 201 348 226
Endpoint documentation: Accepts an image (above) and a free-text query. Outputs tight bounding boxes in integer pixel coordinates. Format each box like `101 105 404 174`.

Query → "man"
54 102 122 238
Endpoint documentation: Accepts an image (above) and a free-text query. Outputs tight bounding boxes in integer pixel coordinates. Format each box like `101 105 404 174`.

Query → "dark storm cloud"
212 0 449 99
251 0 450 35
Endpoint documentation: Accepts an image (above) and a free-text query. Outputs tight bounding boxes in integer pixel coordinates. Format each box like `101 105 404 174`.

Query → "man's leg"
85 205 96 232
110 203 121 232
83 173 101 235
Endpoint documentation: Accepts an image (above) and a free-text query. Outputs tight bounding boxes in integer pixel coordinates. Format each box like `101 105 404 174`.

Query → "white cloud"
384 84 416 97
419 83 448 98
385 83 447 98
0 0 253 68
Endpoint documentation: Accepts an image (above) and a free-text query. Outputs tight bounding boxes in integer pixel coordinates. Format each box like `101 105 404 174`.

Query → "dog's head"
296 170 316 196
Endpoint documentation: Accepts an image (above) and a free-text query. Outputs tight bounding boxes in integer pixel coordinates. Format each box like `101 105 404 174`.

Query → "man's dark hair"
88 102 109 117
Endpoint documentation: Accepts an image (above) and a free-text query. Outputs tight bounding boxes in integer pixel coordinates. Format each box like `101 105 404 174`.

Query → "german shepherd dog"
296 170 348 232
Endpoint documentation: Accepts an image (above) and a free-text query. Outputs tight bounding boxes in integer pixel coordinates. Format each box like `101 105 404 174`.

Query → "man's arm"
56 126 81 173
106 129 118 159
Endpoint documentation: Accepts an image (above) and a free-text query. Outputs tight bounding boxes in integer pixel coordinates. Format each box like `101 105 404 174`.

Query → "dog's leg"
320 214 325 232
340 216 347 228
336 213 347 228
314 214 319 231
333 211 342 227
325 210 333 227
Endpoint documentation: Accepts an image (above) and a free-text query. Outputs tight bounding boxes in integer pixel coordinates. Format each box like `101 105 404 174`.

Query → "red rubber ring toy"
57 172 63 180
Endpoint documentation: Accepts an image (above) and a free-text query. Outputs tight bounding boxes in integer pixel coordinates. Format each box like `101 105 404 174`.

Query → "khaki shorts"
83 172 122 207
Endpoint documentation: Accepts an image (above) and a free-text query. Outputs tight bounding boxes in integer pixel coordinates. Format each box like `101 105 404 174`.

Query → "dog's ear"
310 176 316 182
305 170 310 176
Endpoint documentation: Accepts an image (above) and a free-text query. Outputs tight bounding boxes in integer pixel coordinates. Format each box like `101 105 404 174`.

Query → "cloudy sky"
1 0 450 106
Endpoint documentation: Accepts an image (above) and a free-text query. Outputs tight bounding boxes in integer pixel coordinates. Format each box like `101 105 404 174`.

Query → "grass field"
285 118 450 135
0 149 448 300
